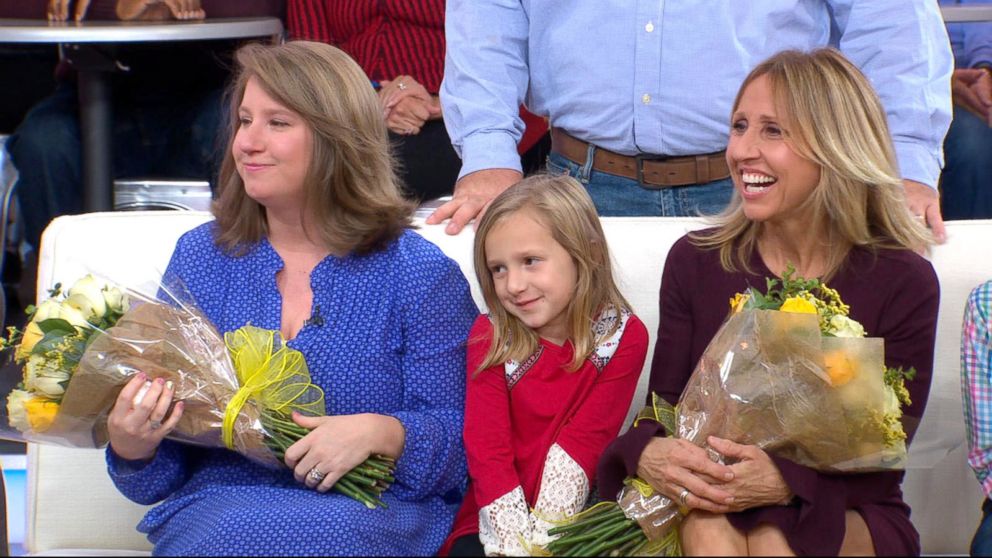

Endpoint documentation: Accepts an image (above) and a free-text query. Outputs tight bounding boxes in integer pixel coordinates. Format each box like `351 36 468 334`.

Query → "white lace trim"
531 444 590 546
479 486 532 556
588 307 631 372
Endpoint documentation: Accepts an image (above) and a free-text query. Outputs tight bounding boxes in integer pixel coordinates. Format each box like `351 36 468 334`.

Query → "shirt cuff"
106 440 182 480
457 131 523 180
387 410 465 500
893 139 941 190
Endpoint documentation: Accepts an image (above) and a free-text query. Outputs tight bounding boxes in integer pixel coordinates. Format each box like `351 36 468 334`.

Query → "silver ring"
678 488 690 507
308 467 326 483
149 420 162 430
914 214 925 220
397 81 407 90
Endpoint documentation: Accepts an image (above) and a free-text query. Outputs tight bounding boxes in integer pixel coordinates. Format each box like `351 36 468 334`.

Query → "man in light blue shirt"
942 0 992 220
432 1 953 238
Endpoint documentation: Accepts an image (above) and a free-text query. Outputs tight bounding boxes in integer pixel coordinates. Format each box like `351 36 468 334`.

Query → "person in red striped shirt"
286 0 549 203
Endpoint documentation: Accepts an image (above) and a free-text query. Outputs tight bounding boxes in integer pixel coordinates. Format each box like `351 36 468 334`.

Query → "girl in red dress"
441 174 649 556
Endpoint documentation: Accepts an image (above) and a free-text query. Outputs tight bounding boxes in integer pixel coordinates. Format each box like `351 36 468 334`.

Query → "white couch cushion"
26 212 992 554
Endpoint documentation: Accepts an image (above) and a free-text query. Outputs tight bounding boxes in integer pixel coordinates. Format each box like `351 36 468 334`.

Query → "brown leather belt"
550 128 730 188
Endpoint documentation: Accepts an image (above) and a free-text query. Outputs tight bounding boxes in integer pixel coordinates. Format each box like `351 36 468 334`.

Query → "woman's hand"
107 372 184 462
377 75 441 135
637 437 736 513
385 96 442 136
707 437 792 511
284 412 404 492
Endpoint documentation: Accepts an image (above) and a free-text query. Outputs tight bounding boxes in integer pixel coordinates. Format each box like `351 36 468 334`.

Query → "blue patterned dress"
105 222 478 556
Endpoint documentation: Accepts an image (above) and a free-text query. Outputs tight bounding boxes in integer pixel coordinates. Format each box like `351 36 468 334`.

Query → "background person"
597 49 939 556
940 0 992 220
104 41 478 555
962 280 992 556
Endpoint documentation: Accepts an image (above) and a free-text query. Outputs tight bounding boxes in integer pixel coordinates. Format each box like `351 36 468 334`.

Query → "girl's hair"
693 48 932 279
473 174 631 372
213 41 414 256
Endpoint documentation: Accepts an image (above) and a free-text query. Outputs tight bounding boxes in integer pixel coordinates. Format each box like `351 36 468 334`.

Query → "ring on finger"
397 81 407 90
678 487 691 507
308 467 326 483
149 419 162 430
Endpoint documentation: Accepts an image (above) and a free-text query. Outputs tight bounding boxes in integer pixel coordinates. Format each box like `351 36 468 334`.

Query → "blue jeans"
5 81 224 251
974 498 992 556
942 105 992 220
546 151 734 217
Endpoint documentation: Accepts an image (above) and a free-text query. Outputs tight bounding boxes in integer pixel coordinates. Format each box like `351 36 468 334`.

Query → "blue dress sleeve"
385 244 478 501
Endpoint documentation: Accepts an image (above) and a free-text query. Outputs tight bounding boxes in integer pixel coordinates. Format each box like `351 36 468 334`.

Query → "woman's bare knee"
681 511 748 556
839 510 874 556
746 524 796 556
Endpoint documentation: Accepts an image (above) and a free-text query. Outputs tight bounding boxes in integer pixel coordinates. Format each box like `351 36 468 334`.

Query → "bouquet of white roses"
540 267 916 556
1 274 395 509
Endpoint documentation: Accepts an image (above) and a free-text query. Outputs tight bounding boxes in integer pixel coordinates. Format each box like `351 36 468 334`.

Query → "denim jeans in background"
942 105 992 220
972 498 992 556
546 151 734 217
5 81 224 253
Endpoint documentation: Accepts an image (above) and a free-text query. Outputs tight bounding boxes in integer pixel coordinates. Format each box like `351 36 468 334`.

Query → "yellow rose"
780 296 817 314
823 350 856 387
827 315 866 338
730 292 750 314
15 321 44 360
24 396 60 432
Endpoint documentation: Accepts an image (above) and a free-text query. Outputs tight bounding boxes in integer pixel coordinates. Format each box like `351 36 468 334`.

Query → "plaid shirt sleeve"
963 281 992 497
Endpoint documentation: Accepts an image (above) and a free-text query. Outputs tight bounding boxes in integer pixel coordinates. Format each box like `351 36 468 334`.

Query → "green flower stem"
584 523 643 556
548 515 628 551
547 505 625 536
262 410 396 509
564 520 633 557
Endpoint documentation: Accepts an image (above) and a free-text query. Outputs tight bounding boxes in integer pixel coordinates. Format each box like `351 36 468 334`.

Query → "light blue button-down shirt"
441 0 953 189
943 0 992 69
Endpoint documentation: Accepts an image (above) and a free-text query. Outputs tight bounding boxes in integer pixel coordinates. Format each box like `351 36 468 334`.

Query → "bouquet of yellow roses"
1 275 395 509
539 267 915 556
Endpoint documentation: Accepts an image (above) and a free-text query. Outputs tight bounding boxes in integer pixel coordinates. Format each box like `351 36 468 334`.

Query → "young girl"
441 175 649 556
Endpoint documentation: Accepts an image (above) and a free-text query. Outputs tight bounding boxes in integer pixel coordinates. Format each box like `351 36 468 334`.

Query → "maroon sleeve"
597 236 699 498
203 0 286 18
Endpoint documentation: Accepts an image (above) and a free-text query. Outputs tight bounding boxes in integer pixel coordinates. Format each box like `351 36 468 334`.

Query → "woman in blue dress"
102 41 478 556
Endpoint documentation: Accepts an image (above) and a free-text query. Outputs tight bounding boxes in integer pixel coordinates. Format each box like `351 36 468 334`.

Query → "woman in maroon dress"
597 48 939 556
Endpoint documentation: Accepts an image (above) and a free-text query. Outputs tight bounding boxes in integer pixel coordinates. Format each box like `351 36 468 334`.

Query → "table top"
941 5 992 23
0 16 283 44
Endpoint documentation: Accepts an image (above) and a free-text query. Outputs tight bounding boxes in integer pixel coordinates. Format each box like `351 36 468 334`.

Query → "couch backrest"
26 212 992 554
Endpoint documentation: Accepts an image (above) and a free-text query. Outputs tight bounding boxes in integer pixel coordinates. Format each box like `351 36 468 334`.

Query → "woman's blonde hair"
473 175 631 372
694 48 932 278
213 41 413 256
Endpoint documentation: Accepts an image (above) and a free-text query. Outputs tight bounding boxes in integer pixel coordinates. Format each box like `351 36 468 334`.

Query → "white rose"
58 302 92 329
32 299 63 323
25 355 70 398
102 286 129 314
6 389 32 433
67 275 107 319
828 315 866 338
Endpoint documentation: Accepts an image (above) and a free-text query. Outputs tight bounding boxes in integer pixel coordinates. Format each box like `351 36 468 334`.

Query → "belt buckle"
634 153 670 188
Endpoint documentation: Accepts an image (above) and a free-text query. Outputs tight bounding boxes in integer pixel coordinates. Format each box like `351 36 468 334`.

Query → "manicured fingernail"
137 371 147 380
155 377 164 385
725 472 734 480
166 380 174 391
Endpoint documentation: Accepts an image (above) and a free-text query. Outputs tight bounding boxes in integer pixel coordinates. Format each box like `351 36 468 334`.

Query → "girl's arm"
463 318 533 556
531 313 649 543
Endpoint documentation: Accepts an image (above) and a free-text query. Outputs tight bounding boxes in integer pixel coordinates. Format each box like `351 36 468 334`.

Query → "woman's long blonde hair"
213 41 414 256
473 175 631 372
693 48 932 278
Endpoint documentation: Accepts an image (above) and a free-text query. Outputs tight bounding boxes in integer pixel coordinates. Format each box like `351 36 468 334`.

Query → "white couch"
20 211 992 555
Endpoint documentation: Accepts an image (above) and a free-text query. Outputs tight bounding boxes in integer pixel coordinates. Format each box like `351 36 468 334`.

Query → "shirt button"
642 93 651 104
645 21 654 32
